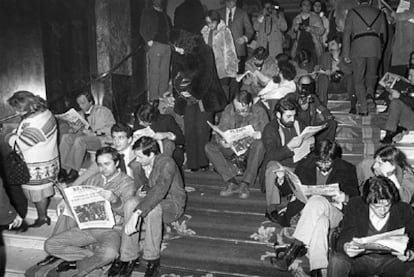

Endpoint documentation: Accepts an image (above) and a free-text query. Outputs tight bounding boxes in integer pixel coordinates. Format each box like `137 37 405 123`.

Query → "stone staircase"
2 95 402 277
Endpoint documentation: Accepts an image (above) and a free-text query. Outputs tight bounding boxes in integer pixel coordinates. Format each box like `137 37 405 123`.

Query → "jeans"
121 198 163 261
147 42 171 100
60 133 103 172
205 139 265 185
328 252 414 277
45 227 120 277
293 196 343 270
385 99 414 132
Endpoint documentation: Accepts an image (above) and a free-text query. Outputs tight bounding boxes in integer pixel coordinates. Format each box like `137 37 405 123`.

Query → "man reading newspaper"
329 176 414 277
205 90 269 199
272 140 359 277
44 147 136 276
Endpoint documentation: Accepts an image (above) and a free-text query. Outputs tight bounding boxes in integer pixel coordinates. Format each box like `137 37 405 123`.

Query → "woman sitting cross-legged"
328 176 414 277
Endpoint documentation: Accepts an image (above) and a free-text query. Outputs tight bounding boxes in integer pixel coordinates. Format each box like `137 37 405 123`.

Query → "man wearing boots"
316 33 355 112
121 137 187 277
342 0 387 116
205 90 269 199
59 91 115 183
271 140 359 277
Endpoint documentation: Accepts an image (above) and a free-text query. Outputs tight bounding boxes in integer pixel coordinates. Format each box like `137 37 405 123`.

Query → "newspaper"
236 70 252 82
57 184 115 229
293 124 327 163
379 72 410 88
207 121 256 156
56 108 89 132
353 228 409 255
132 126 164 153
284 168 341 204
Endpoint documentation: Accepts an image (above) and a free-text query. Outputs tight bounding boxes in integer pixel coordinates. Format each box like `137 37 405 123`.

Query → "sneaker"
220 182 240 197
239 182 250 199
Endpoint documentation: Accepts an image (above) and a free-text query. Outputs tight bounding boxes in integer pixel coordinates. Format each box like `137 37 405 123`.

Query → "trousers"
385 99 414 132
352 56 379 113
205 139 264 185
147 42 171 100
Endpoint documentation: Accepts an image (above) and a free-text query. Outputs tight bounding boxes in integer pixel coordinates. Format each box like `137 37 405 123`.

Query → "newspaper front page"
56 108 90 132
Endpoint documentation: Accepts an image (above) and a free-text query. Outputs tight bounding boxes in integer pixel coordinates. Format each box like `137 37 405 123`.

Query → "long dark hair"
362 175 400 205
374 145 413 174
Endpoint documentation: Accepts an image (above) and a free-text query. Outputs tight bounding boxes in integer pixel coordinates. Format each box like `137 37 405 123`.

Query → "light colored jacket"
391 0 414 66
201 20 239 79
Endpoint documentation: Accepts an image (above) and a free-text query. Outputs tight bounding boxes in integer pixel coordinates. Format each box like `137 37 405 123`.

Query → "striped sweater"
8 110 60 186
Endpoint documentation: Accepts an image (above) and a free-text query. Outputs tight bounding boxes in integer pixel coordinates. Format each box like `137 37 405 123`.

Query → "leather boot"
310 269 322 277
349 95 357 114
271 240 305 271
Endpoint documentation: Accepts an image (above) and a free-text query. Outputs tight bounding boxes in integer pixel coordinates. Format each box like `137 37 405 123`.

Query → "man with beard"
316 33 355 111
261 97 308 220
205 90 269 199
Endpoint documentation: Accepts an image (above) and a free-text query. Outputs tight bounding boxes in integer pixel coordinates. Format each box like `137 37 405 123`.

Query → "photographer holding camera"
254 0 287 58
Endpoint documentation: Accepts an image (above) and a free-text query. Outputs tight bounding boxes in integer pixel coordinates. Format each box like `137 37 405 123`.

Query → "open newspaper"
293 124 327 163
56 108 89 132
207 121 256 156
57 184 115 229
379 72 412 93
284 168 341 204
353 228 409 255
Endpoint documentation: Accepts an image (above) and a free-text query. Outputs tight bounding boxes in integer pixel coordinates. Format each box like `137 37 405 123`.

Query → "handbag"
4 143 31 185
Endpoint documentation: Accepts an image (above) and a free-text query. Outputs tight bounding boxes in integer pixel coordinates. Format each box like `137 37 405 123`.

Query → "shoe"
108 259 124 277
119 259 139 277
64 169 79 183
58 169 68 183
36 255 59 266
56 261 77 272
358 112 368 116
220 182 240 197
271 240 305 271
310 269 322 277
239 182 250 199
380 130 396 144
144 259 160 277
29 217 51 228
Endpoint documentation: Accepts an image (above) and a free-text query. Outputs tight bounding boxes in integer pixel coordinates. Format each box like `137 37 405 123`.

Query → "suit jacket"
218 7 254 57
254 12 288 57
0 177 17 226
337 197 414 253
87 105 116 138
343 4 387 59
133 154 187 223
139 7 172 43
319 51 353 75
295 155 360 197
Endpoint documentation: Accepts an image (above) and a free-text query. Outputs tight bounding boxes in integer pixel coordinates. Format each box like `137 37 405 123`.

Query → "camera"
298 22 306 31
330 70 344 83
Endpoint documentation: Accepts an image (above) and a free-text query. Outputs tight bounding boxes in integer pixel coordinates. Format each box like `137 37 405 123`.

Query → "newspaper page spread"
56 108 90 132
59 185 115 229
284 168 342 204
353 228 409 254
292 124 326 163
207 121 256 156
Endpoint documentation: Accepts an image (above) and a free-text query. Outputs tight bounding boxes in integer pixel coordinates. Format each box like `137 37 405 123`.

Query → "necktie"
228 9 233 26
119 154 127 174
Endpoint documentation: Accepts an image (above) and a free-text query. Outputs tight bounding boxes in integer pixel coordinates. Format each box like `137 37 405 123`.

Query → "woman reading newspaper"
329 176 414 277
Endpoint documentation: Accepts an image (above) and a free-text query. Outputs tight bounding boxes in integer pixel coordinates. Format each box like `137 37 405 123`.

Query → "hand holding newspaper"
207 121 258 156
352 228 409 255
56 183 115 229
292 124 327 163
56 108 90 132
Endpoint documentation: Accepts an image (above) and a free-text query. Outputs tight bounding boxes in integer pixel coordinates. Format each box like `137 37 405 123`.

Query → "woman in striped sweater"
6 91 59 228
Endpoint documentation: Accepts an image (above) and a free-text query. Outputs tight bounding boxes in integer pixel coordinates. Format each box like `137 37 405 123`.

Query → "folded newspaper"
57 184 115 229
284 168 341 204
56 108 90 132
207 121 256 156
352 228 409 255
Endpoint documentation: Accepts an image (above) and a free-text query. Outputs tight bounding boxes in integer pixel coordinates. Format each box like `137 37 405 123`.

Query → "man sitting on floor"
59 91 115 183
205 90 269 199
44 147 136 276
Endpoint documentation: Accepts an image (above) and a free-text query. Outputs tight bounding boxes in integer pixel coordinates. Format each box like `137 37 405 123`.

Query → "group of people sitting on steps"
2 0 414 276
